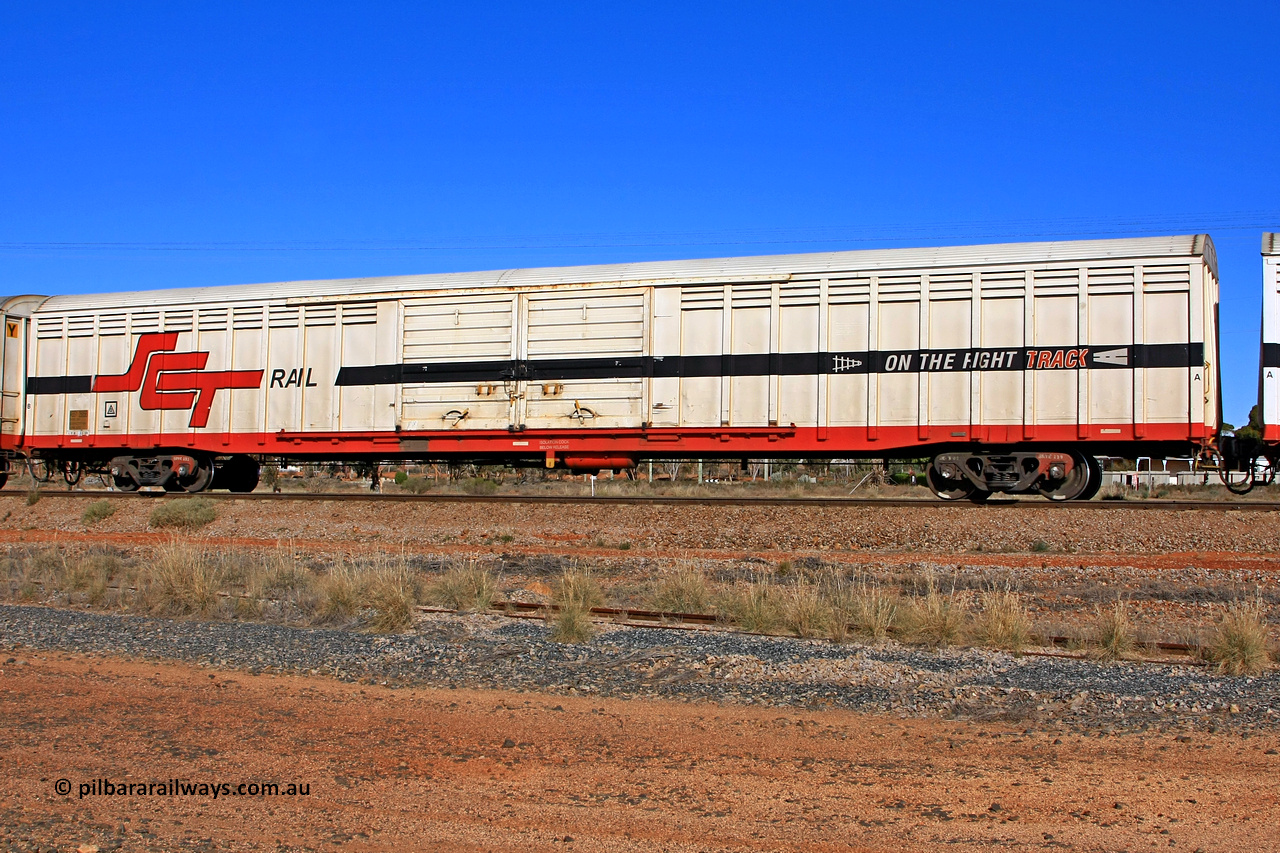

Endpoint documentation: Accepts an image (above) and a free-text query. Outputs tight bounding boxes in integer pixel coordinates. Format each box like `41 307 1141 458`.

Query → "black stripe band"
334 343 1203 387
26 375 92 394
22 343 1205 394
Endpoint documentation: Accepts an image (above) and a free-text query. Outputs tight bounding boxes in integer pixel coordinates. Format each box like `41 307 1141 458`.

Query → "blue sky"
2 2 1276 425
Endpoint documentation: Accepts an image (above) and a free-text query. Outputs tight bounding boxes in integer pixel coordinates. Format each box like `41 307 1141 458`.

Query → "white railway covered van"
1260 233 1280 443
0 235 1220 499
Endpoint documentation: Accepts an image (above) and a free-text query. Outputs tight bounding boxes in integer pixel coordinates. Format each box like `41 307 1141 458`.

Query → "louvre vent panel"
67 315 96 338
341 302 378 325
232 306 264 329
304 304 338 326
99 313 127 336
36 317 65 339
197 308 228 332
268 305 300 329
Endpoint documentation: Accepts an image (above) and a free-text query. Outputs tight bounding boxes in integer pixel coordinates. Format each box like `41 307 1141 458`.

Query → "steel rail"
487 601 1205 662
7 488 1280 511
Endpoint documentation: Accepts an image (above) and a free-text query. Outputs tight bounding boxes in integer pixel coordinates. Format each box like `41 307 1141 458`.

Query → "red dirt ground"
3 652 1277 852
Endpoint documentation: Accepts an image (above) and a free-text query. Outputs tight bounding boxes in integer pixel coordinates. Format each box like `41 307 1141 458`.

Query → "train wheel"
1038 452 1092 501
925 461 975 500
0 472 7 490
1077 455 1103 501
216 455 260 493
114 474 140 492
171 457 214 493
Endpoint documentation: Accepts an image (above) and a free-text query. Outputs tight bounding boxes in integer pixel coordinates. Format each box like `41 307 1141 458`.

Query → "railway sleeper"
927 450 1102 502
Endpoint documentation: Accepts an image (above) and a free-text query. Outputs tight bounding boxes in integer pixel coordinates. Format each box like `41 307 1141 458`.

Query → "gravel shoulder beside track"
7 493 1280 554
4 603 1276 734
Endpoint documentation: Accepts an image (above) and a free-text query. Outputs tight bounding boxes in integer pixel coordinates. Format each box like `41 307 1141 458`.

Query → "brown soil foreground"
3 653 1276 852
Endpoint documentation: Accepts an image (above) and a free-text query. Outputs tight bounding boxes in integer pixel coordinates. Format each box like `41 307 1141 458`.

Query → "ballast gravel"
4 603 1276 734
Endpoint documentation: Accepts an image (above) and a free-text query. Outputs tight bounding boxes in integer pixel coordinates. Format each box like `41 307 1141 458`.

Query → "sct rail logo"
92 332 264 428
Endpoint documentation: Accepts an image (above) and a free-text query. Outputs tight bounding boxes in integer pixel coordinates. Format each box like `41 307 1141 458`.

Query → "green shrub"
399 476 433 494
149 499 217 530
81 500 116 525
463 477 499 495
394 470 409 485
25 490 40 506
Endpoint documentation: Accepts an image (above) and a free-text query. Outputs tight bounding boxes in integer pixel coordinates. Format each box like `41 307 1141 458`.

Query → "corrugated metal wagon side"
7 235 1219 498
1261 233 1280 442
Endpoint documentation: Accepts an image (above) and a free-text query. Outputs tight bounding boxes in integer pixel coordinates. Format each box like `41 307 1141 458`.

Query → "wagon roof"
30 234 1216 312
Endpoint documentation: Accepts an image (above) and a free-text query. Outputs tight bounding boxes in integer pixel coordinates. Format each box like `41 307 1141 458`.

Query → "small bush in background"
393 470 409 485
399 476 432 494
149 499 217 530
462 477 499 496
1207 596 1271 676
25 490 40 506
81 500 116 525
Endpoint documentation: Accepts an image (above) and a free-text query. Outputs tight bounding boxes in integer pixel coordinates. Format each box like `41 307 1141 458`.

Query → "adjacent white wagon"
0 235 1220 499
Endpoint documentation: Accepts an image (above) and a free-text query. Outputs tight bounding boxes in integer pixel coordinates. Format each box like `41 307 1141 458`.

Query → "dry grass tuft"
1206 596 1272 676
970 588 1034 651
149 499 217 530
903 574 968 647
549 566 602 643
649 562 712 614
550 602 595 643
364 562 418 633
313 561 362 625
554 567 605 610
430 561 498 612
781 582 833 638
717 579 781 634
136 540 228 617
849 580 900 642
1089 600 1136 661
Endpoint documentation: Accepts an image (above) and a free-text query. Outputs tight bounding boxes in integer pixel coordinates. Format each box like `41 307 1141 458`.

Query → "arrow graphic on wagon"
1092 348 1129 366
